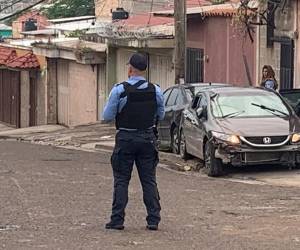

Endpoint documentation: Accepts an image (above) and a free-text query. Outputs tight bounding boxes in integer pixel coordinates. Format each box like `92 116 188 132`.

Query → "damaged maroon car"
179 87 300 177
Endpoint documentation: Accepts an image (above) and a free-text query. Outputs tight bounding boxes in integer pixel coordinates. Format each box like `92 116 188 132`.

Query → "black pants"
110 130 161 225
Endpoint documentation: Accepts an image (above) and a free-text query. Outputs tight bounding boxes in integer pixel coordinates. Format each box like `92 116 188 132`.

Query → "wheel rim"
204 144 211 171
180 132 186 157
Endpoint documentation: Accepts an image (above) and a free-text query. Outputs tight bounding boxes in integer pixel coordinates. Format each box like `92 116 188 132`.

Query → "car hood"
215 116 300 136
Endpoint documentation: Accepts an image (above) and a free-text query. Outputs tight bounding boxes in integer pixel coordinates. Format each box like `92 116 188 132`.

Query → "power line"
0 0 47 21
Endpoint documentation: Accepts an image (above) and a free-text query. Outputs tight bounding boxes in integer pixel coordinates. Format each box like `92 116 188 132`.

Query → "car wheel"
204 142 223 177
179 130 190 160
171 127 180 154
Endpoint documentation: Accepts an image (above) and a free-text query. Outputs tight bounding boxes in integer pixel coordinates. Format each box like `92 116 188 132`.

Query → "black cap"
129 53 148 71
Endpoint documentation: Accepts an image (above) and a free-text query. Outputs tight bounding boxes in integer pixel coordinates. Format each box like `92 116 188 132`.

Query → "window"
198 94 207 108
176 89 185 105
191 96 201 109
186 48 204 83
166 88 179 107
163 88 172 105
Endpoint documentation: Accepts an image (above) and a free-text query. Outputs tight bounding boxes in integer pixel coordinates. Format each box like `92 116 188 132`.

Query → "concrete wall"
294 2 300 88
20 71 30 128
187 16 256 86
46 59 58 124
114 47 175 91
36 71 47 125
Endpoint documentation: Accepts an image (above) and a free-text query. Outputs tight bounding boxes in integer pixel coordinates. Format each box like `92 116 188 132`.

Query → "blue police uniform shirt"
103 76 165 122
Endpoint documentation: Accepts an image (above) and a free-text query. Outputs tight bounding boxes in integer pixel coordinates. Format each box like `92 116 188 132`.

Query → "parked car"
179 86 300 177
158 83 229 153
280 89 300 116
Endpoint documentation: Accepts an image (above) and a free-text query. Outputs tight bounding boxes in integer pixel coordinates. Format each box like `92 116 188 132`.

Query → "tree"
42 0 95 19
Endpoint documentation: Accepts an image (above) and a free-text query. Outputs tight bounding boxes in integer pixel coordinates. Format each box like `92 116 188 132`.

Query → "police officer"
103 53 165 231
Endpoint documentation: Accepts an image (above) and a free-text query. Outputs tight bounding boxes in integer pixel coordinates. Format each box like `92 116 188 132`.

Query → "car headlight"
291 133 300 143
212 131 241 145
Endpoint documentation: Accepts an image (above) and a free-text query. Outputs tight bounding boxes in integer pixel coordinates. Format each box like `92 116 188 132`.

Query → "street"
1 141 300 250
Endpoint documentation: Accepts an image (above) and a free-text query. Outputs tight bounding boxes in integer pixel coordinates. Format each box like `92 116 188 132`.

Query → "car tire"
171 127 180 154
179 130 191 160
204 142 223 177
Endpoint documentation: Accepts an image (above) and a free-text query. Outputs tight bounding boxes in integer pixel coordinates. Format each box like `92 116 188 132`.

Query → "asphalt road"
1 141 300 250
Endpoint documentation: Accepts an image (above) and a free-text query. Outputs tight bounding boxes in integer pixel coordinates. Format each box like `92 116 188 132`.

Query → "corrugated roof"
6 52 40 69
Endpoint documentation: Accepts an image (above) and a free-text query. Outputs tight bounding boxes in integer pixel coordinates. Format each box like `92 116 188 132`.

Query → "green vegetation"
42 0 95 19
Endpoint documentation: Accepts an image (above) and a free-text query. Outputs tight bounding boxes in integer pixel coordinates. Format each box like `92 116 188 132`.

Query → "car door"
192 93 208 159
183 95 201 157
158 87 179 144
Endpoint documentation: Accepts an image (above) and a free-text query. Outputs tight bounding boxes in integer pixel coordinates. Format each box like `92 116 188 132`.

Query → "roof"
6 52 40 69
0 24 12 31
116 14 174 27
47 21 96 31
21 29 56 36
49 15 96 24
53 39 107 52
0 46 39 69
0 47 17 64
154 2 241 17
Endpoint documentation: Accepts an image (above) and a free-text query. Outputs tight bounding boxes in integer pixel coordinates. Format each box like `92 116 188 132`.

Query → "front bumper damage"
214 142 300 166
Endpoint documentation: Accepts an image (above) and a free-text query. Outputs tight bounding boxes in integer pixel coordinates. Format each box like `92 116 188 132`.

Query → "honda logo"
263 137 272 144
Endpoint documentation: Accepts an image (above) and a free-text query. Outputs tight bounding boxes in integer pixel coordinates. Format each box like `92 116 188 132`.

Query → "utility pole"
174 0 186 84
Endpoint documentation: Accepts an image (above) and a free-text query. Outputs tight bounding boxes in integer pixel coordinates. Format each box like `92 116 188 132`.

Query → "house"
155 2 256 86
12 11 50 39
0 24 12 38
46 16 98 38
33 39 107 126
94 0 171 17
92 0 176 92
0 46 45 128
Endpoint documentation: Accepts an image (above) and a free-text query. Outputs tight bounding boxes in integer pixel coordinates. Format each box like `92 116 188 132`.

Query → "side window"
166 88 179 107
185 89 193 103
176 89 185 106
191 96 201 109
163 88 172 105
198 94 207 108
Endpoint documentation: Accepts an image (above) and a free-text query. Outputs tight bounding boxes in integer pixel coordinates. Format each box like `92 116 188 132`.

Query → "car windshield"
211 91 290 118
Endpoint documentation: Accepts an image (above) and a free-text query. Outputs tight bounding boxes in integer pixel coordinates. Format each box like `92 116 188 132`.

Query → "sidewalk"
0 122 117 151
0 123 14 132
0 122 190 169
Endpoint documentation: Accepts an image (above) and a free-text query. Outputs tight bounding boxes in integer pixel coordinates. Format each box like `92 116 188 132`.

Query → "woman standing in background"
261 65 278 91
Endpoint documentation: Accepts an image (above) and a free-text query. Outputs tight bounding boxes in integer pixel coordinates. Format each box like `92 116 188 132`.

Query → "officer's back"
103 53 165 231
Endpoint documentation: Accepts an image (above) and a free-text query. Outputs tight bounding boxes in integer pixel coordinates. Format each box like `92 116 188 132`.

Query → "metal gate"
0 69 20 127
280 38 294 90
186 48 204 83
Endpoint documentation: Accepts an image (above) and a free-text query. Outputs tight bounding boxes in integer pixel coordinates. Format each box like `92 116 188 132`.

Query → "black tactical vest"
116 80 157 130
